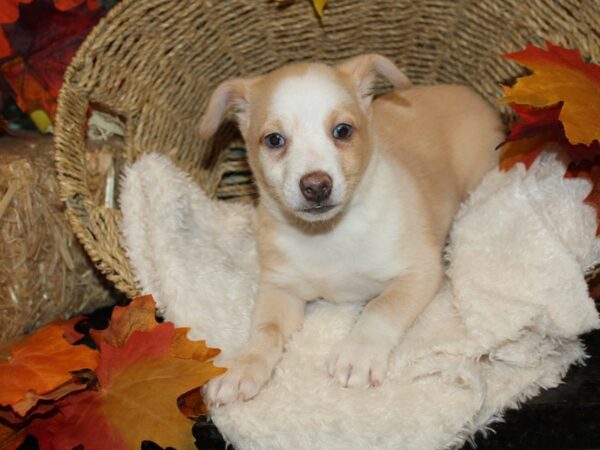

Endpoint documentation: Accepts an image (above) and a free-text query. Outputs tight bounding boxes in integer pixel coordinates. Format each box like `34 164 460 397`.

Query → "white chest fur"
267 154 412 304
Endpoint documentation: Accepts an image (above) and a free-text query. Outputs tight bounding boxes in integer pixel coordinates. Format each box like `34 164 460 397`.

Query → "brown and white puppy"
199 54 504 406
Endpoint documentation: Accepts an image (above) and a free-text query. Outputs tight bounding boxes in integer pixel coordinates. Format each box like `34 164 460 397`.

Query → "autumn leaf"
0 0 32 58
54 0 100 11
502 42 600 146
499 102 600 170
566 162 600 235
1 295 225 449
0 28 11 58
0 0 32 24
25 390 125 450
312 0 328 17
0 420 23 450
499 103 562 170
499 43 600 237
171 327 220 360
0 0 105 118
90 294 158 347
0 323 98 410
275 0 328 18
10 376 89 416
28 323 225 450
178 387 208 418
52 315 85 344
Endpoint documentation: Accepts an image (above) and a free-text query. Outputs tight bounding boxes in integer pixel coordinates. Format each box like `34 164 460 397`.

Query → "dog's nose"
299 171 332 203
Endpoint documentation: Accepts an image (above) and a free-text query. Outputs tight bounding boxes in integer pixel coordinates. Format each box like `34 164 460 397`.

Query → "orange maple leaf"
11 295 226 450
51 315 85 344
26 323 225 450
0 323 98 410
91 295 158 347
502 42 600 146
499 43 600 236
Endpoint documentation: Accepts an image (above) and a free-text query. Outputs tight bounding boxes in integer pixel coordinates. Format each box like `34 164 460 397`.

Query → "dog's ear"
337 54 411 106
198 77 256 139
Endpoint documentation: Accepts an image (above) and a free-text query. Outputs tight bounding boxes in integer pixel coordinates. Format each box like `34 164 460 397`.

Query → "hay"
0 136 115 340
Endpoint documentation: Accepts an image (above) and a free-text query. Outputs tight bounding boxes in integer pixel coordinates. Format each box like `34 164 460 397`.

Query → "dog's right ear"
198 77 256 139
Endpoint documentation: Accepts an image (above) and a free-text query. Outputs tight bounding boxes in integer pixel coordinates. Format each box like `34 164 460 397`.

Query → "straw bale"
0 136 115 340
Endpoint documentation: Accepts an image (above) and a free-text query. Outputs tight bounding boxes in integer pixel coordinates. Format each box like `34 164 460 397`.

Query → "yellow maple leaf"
275 0 329 18
312 0 328 17
502 42 600 146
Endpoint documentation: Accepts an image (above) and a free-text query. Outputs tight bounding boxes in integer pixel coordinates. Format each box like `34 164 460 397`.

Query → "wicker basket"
54 0 600 298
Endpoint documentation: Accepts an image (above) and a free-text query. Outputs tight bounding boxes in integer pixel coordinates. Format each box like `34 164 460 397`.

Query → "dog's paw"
327 338 391 388
205 354 272 407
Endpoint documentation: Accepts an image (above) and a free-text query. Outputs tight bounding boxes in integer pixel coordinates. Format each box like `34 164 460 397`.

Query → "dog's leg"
206 281 305 405
328 259 443 388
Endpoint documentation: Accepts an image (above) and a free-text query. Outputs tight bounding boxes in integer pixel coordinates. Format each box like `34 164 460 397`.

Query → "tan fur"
373 85 503 245
200 54 505 404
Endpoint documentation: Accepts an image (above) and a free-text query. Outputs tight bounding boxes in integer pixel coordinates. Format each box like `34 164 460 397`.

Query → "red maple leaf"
0 0 105 117
0 0 32 24
500 43 600 236
54 0 101 11
5 296 226 450
0 0 32 58
499 103 600 170
566 162 600 235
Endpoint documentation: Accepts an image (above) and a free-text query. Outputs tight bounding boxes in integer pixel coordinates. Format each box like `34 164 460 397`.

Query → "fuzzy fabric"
120 152 600 450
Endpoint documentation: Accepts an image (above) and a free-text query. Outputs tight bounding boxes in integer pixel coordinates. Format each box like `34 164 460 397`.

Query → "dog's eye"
332 123 353 140
264 133 286 149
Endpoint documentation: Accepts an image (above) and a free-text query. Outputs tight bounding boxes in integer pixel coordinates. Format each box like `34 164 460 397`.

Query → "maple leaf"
312 0 328 17
0 28 11 58
91 294 159 347
0 421 23 450
502 42 600 146
28 323 225 450
275 0 328 18
0 0 32 58
566 162 600 235
178 387 208 418
54 0 100 11
0 0 105 117
499 102 600 171
10 376 89 416
0 0 32 24
51 315 85 344
0 323 98 410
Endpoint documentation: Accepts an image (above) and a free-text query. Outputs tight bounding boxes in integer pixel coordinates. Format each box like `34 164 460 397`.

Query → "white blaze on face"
258 69 352 216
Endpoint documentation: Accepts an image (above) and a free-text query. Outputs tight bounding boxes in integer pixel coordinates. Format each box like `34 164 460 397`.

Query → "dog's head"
199 54 410 223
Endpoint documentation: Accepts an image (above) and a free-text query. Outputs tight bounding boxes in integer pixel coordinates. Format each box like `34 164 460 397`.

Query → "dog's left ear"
337 54 411 106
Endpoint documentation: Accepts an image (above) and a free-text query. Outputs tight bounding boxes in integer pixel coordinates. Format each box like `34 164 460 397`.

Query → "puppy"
199 54 504 406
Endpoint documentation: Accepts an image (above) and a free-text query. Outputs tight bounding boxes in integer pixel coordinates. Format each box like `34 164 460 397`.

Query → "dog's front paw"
205 354 272 407
327 338 391 388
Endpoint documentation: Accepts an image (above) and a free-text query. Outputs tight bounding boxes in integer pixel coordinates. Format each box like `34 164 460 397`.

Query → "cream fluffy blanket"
120 152 600 450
